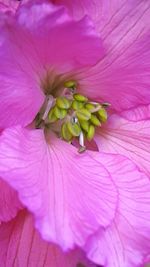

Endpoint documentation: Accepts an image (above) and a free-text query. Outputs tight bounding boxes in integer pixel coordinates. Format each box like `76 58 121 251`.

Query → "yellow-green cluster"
47 90 108 147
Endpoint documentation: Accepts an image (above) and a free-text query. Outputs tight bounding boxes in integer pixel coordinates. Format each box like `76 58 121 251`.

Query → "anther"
79 120 89 132
87 125 95 141
72 100 84 110
86 103 102 113
90 114 101 126
73 93 88 102
53 106 67 119
67 121 81 137
97 108 108 122
48 108 58 123
76 108 91 121
64 80 76 89
61 123 72 141
56 97 71 109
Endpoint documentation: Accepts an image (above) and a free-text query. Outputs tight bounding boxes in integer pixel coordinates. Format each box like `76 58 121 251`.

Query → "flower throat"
35 80 109 153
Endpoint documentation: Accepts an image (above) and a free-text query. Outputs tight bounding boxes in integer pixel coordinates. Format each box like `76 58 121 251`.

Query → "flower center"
35 80 109 153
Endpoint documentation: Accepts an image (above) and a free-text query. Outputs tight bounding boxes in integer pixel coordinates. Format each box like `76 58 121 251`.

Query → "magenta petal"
78 33 150 112
52 0 109 35
120 104 150 121
85 155 150 267
16 0 103 71
0 210 96 267
0 0 19 13
0 21 44 128
0 1 103 129
0 127 117 249
69 1 150 112
0 178 22 222
53 1 150 37
95 108 150 178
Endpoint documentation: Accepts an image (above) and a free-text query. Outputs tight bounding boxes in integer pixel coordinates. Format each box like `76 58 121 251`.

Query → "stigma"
35 80 109 153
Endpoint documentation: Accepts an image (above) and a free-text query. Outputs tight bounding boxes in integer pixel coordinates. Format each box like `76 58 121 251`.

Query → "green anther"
72 100 84 110
53 106 67 119
76 108 91 121
67 121 81 137
61 123 72 141
64 80 76 88
56 97 71 109
90 114 101 126
59 109 67 119
79 120 89 132
48 108 58 123
73 94 88 102
97 108 107 122
87 125 95 141
85 103 95 112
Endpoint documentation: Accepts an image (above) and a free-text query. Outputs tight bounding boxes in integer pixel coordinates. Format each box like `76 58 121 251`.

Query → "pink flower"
0 1 150 266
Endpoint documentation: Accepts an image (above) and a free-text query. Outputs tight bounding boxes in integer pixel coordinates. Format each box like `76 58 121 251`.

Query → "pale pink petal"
85 155 150 267
0 178 22 222
0 210 97 267
0 1 103 128
0 127 117 250
55 0 150 112
95 107 150 178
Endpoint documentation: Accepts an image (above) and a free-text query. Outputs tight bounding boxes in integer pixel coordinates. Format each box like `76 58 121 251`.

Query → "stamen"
102 102 111 107
36 79 110 153
64 80 76 89
79 131 84 147
78 131 86 153
42 95 54 120
87 102 102 113
89 101 100 105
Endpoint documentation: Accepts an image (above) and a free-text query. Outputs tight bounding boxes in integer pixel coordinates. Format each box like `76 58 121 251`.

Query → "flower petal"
16 0 103 70
0 178 22 222
52 0 150 36
56 0 150 112
0 210 96 267
0 20 44 128
95 107 150 178
120 104 150 121
0 1 103 129
85 155 150 267
0 0 19 13
52 0 109 33
0 127 117 250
